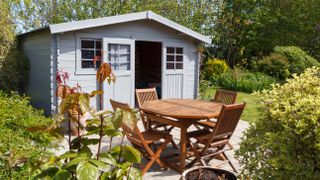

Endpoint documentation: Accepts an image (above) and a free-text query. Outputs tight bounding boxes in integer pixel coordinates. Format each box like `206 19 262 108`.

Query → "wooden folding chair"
136 88 174 132
110 99 174 175
187 103 246 173
195 89 238 129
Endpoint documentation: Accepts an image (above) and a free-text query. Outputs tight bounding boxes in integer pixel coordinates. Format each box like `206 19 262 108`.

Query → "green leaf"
53 169 71 180
100 171 112 180
86 119 101 126
76 161 99 180
122 145 142 163
89 159 111 171
112 109 123 130
70 137 81 150
104 123 122 137
34 167 59 179
127 167 142 180
59 151 77 159
85 125 100 135
110 146 121 157
64 156 87 170
78 94 90 114
121 109 137 128
99 153 117 165
78 146 93 159
82 138 100 146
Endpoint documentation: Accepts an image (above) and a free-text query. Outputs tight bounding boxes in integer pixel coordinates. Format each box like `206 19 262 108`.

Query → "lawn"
206 87 261 123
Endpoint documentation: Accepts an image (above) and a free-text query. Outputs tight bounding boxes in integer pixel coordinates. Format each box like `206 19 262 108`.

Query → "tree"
0 0 15 63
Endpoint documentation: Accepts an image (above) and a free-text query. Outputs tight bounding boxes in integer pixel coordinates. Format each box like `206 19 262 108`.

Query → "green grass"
206 87 261 123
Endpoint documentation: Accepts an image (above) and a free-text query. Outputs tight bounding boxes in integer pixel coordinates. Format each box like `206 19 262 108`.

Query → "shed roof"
48 11 211 44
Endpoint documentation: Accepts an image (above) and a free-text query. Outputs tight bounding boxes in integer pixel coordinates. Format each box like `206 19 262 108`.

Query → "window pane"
176 47 183 54
96 41 102 49
108 62 117 70
176 63 183 69
96 50 102 57
108 53 117 62
95 61 101 68
167 47 175 53
167 55 174 62
119 45 130 54
176 55 183 62
82 61 94 68
108 44 118 54
119 62 130 70
81 40 94 48
81 50 95 59
166 63 174 69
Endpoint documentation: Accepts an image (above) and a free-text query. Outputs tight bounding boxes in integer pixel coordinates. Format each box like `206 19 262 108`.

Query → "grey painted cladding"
19 11 208 114
20 29 52 114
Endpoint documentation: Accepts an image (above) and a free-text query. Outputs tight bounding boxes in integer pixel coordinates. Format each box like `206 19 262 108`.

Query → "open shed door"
162 42 185 99
103 38 135 110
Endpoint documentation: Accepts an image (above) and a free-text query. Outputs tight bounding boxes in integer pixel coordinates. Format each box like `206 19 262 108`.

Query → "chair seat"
187 129 211 138
187 129 228 145
195 120 216 128
141 130 171 144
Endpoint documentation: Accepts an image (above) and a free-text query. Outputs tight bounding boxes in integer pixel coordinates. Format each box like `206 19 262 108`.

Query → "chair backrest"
203 103 246 151
213 89 237 105
110 99 146 147
135 88 159 108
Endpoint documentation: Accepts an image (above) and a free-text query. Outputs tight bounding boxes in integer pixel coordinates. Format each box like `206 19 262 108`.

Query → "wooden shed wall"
20 30 52 114
56 20 199 108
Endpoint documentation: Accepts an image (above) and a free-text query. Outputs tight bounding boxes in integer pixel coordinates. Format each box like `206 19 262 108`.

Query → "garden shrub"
236 67 320 179
0 92 53 179
0 47 29 93
213 68 276 93
205 58 228 79
274 46 320 74
257 53 290 80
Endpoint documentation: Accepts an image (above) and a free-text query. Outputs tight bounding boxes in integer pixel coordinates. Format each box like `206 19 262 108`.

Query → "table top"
140 99 223 119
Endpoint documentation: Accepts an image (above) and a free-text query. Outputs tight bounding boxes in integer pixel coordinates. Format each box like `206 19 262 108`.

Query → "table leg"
179 126 187 173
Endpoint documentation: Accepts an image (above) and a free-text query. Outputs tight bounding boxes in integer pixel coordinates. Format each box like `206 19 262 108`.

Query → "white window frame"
166 46 184 70
76 33 103 74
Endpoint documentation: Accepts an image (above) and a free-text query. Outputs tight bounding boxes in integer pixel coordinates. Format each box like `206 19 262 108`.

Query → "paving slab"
53 120 249 179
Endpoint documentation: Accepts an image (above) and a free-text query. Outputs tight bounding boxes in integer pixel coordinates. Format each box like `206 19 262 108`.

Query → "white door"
162 43 185 99
102 38 135 110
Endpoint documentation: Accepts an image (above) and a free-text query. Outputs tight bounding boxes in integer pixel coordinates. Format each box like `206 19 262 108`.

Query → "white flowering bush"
236 67 320 179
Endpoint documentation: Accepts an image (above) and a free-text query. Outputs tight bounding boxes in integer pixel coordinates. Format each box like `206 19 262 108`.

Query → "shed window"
108 44 131 70
166 47 183 70
80 39 102 69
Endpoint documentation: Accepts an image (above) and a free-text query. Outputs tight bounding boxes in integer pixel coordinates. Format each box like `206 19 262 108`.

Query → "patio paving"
54 120 249 179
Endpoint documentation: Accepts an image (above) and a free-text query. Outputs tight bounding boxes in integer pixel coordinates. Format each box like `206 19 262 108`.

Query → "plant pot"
180 166 237 180
68 109 88 136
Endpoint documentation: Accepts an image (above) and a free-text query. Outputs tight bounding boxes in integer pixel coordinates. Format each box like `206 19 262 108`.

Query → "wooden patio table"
140 99 223 173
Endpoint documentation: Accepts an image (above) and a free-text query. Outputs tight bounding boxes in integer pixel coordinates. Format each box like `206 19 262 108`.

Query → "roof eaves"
49 11 148 34
147 11 211 44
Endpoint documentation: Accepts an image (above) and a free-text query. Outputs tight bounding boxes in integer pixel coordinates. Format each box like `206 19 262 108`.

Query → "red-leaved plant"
33 62 142 179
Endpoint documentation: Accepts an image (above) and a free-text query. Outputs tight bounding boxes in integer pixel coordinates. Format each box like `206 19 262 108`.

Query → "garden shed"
19 11 211 114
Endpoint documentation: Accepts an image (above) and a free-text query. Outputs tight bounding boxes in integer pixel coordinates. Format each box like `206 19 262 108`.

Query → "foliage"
204 59 228 79
0 47 29 93
198 80 211 100
274 46 320 75
0 91 53 179
0 1 15 63
244 1 320 60
236 67 320 179
212 68 276 93
8 0 216 36
256 53 290 80
34 63 142 179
